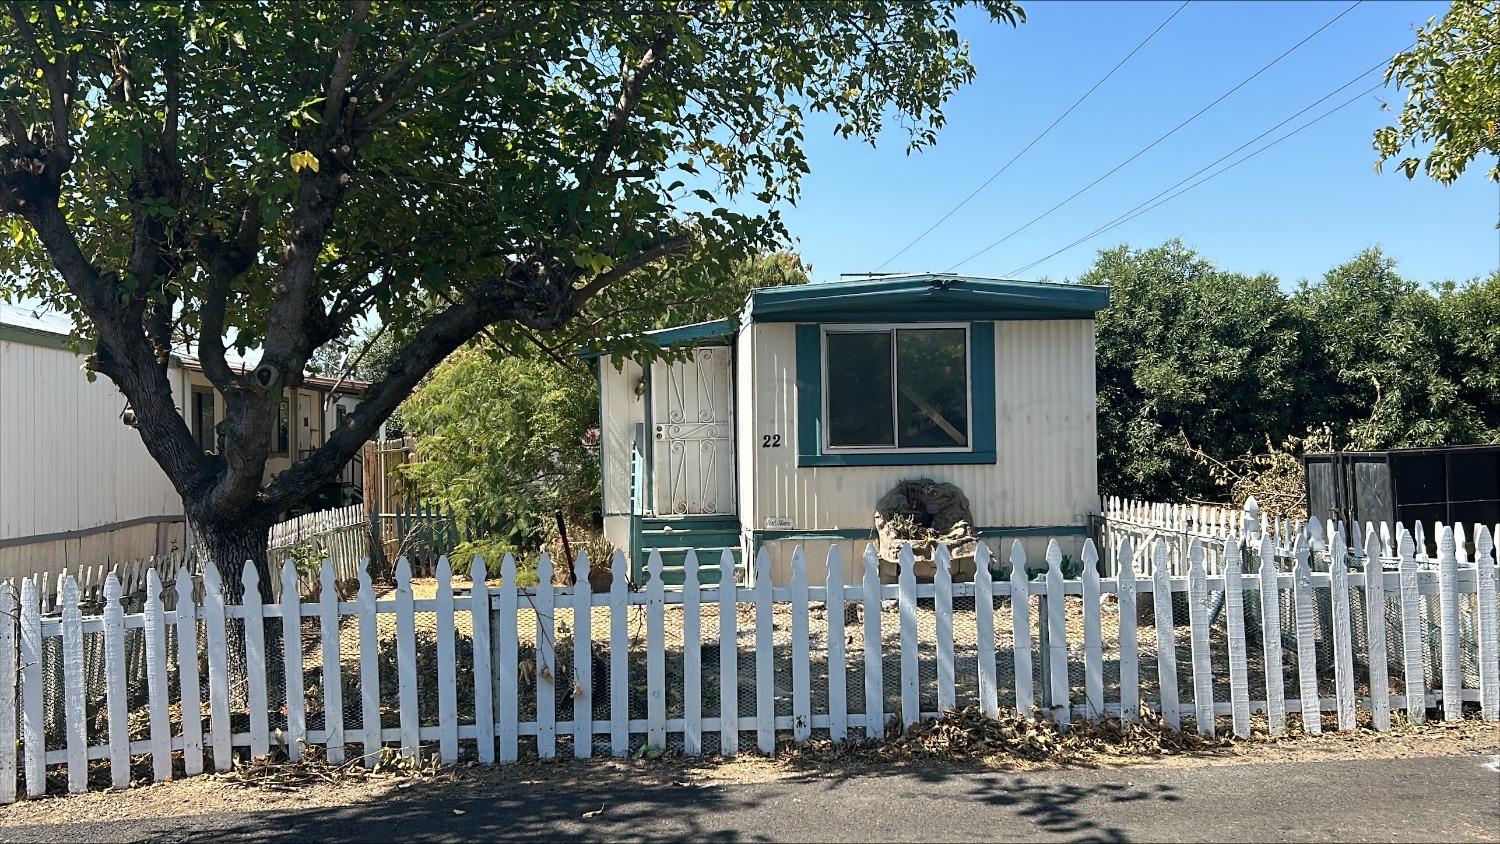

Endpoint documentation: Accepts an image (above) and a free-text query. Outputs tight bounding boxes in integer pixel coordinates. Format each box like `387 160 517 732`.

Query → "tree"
0 1 1023 596
1290 249 1485 449
1085 241 1307 501
400 251 808 559
1375 0 1500 184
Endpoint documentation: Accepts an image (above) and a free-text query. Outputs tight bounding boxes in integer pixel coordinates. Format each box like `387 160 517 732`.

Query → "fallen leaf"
583 805 605 819
453 809 466 815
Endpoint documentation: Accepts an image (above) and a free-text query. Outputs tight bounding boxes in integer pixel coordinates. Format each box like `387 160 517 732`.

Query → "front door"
650 346 735 516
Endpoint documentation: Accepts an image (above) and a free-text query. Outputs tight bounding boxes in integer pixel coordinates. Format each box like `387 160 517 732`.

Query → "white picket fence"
2 515 1496 803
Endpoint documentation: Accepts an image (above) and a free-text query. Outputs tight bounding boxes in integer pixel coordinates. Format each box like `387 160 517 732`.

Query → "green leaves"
1375 0 1500 185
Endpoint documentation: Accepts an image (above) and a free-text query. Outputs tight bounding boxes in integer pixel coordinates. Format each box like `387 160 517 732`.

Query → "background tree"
0 1 1023 596
1087 242 1499 509
399 252 808 565
1086 241 1306 501
1375 0 1499 184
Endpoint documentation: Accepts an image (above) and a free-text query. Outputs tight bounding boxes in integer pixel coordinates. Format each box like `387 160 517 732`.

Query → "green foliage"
1374 0 1499 184
1088 241 1306 501
1090 242 1500 502
400 346 599 554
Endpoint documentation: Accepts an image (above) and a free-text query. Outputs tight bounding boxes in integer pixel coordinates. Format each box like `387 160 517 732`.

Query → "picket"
935 544 956 714
1186 541 1214 737
1328 532 1356 731
754 547 775 753
470 556 496 763
536 552 557 759
974 543 999 719
279 561 307 762
1081 541 1102 721
1010 541 1034 714
18 578 41 798
499 553 522 762
1477 526 1500 723
825 545 848 742
1117 537 1139 724
434 556 459 762
1397 530 1426 724
1436 526 1461 722
317 560 344 764
394 558 420 759
1044 541 1069 727
1363 524 1392 731
1222 536 1251 739
898 543 919 728
607 550 627 758
1258 536 1287 735
0 583 15 804
681 551 702 756
356 559 383 766
645 550 665 751
1291 531 1321 735
175 566 204 775
789 548 811 743
201 564 231 773
61 577 87 792
1151 539 1180 730
718 554 739 755
574 551 596 759
243 563 271 760
862 544 885 739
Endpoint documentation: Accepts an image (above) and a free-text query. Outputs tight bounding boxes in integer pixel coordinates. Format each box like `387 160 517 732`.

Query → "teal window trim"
796 321 995 467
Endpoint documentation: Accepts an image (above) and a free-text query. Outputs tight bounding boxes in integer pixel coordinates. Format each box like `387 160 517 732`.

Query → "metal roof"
743 273 1108 323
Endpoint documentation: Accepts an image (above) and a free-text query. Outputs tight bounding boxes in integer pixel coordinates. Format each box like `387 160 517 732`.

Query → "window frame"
190 385 216 454
272 393 291 456
820 322 974 455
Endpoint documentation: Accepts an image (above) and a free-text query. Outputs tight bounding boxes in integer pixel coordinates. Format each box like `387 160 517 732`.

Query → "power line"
1005 56 1393 277
869 1 1192 273
946 0 1364 272
1007 82 1383 278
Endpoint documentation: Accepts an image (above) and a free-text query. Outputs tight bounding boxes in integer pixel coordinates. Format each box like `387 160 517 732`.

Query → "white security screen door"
650 346 735 515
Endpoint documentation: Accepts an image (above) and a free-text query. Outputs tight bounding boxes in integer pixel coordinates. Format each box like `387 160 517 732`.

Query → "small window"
274 395 290 455
824 326 970 451
191 387 216 453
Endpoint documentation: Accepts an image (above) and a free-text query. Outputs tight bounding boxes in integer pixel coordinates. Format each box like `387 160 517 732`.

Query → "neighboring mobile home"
0 303 366 581
595 273 1108 586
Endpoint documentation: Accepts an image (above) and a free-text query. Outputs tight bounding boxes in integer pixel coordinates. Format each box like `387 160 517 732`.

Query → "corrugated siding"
747 319 1097 531
0 339 183 541
599 354 644 517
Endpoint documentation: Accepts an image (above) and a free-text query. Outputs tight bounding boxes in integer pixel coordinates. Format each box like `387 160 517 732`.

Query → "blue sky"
775 0 1498 287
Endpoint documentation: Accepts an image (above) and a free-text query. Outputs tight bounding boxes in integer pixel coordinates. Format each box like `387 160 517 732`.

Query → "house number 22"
761 434 783 448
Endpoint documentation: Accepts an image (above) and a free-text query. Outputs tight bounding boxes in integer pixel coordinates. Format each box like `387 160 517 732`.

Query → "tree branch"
572 233 695 309
323 1 372 125
263 264 573 508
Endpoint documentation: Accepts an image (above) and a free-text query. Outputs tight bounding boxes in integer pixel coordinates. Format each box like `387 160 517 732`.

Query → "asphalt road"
5 754 1497 843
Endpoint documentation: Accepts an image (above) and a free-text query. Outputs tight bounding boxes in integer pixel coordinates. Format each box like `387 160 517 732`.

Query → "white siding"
0 338 184 568
599 354 644 518
746 319 1097 532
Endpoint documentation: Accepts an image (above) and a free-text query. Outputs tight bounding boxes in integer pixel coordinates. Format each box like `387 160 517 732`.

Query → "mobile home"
595 273 1108 586
0 303 366 581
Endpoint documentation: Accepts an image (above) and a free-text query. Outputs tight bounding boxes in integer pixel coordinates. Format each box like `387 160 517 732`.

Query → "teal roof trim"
745 274 1106 323
580 318 734 358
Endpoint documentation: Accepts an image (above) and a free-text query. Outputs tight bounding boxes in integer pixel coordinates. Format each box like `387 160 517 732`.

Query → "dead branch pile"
786 706 1233 765
210 745 446 791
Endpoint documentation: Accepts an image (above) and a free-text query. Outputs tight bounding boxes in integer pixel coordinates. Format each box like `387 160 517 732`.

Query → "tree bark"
190 514 275 604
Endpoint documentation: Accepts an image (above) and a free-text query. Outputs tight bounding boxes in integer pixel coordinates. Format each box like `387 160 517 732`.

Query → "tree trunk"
191 515 274 604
